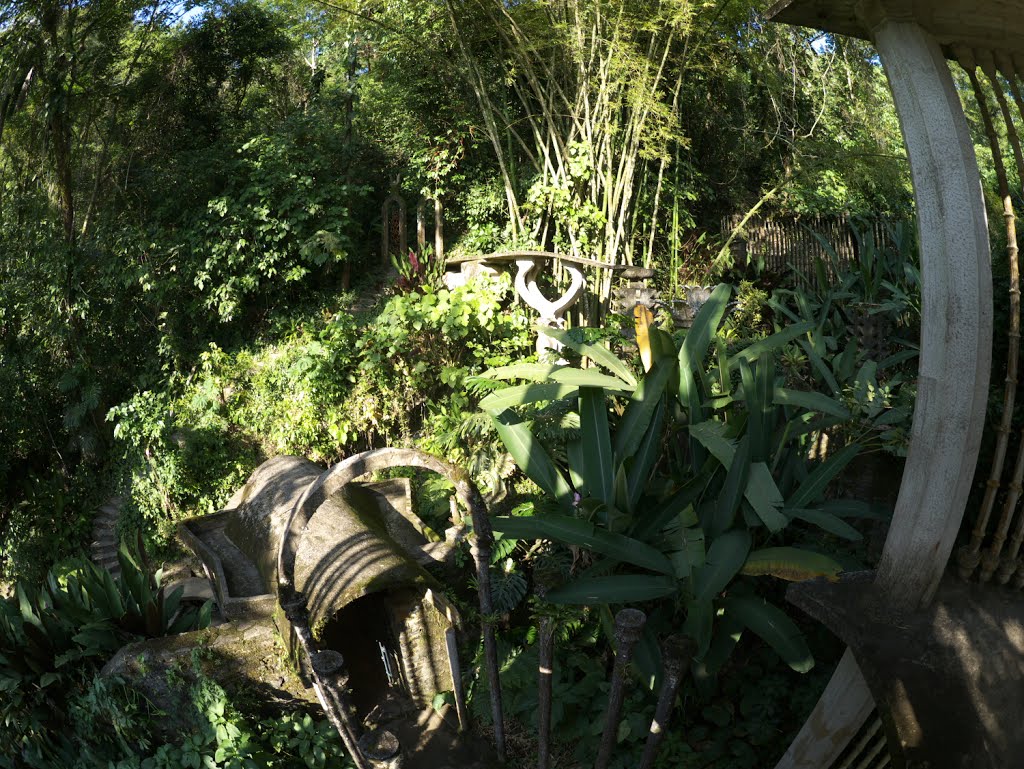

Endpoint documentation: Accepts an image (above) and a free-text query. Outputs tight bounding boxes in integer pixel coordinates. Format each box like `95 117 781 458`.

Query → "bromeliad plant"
475 285 871 674
0 538 213 765
391 246 446 294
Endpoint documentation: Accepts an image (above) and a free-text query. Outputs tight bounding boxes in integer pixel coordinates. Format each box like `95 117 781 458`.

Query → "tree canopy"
0 0 918 579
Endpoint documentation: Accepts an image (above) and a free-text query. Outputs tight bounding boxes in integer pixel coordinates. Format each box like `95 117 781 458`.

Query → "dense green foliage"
0 0 943 765
108 273 530 551
0 0 918 579
0 540 212 765
483 287 867 673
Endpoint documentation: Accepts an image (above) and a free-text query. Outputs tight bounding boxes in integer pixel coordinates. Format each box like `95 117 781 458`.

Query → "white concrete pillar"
775 13 992 768
867 15 992 611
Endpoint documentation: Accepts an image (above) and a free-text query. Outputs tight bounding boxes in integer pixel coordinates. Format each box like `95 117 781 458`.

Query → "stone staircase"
90 497 122 578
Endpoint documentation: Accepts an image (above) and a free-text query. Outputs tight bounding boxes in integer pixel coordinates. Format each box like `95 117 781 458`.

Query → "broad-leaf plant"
476 284 874 675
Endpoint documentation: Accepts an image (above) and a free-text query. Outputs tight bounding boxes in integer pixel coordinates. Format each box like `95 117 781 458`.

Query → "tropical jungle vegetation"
3 0 1008 765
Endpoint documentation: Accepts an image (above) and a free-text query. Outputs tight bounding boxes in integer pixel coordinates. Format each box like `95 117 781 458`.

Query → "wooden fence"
720 214 904 286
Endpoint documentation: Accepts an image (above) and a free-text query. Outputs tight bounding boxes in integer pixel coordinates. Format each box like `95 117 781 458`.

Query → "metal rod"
536 613 555 769
470 526 505 761
534 563 562 769
445 627 469 731
637 635 695 769
594 608 646 769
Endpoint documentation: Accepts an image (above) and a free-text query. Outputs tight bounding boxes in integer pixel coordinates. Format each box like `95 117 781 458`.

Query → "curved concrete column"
869 16 992 611
776 15 991 769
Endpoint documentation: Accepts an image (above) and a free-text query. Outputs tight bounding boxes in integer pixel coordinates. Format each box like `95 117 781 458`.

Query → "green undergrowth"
108 272 532 554
462 598 840 769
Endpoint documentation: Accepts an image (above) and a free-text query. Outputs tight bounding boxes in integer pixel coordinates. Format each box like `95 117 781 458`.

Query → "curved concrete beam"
776 14 992 768
277 448 506 761
773 651 875 769
867 15 992 611
513 258 586 322
513 257 587 358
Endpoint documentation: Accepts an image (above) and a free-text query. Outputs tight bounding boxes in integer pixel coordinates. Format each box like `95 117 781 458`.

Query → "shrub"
108 273 533 548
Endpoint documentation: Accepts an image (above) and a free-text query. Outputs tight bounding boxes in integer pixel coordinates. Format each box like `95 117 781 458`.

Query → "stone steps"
91 496 123 578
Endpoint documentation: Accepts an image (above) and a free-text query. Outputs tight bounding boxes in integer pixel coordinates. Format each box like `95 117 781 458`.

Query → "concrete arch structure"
768 1 999 766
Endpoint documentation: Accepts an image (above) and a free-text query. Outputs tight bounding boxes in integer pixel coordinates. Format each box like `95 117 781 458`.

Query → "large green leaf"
679 284 732 377
819 499 890 520
681 527 706 581
478 363 567 381
744 463 788 532
101 569 125 620
545 575 678 605
797 339 840 395
480 382 578 414
566 438 586 490
551 368 633 391
877 348 919 371
741 547 843 582
542 327 637 387
787 443 861 509
647 327 678 365
786 508 863 540
17 584 43 632
613 464 630 520
614 359 674 464
722 596 814 673
636 466 714 541
710 436 749 538
678 284 731 408
689 421 736 467
693 529 751 602
773 388 850 418
491 515 674 575
699 615 744 671
163 585 183 626
490 410 573 505
684 597 714 657
579 387 614 504
625 399 666 512
729 321 815 364
739 355 774 463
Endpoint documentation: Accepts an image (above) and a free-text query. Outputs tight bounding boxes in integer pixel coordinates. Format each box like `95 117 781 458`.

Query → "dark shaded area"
789 572 1024 768
319 592 401 719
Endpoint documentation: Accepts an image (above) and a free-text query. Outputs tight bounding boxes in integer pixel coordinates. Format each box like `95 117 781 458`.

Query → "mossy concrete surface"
101 621 319 737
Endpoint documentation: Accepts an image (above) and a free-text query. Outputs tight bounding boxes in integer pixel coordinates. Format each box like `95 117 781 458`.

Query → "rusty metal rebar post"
637 635 695 769
536 612 555 769
469 512 506 761
535 573 558 769
307 648 372 769
444 627 469 731
594 609 647 769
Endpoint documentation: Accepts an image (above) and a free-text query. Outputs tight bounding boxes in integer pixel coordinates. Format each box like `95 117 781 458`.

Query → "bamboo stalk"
953 50 1020 582
992 52 1024 585
977 50 1024 582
